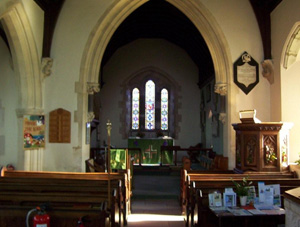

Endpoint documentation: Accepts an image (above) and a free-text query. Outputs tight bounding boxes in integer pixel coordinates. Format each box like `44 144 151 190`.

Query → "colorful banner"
23 115 45 149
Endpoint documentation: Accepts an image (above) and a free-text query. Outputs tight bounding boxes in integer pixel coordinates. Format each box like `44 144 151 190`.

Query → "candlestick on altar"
106 119 112 173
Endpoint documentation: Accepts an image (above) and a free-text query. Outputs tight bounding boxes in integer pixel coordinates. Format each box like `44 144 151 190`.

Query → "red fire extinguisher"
26 206 50 227
77 217 85 227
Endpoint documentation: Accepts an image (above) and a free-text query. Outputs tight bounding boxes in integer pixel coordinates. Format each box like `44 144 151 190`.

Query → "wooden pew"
182 170 300 226
0 169 131 226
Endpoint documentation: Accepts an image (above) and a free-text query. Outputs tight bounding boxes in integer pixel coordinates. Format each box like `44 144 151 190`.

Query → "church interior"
1 0 300 226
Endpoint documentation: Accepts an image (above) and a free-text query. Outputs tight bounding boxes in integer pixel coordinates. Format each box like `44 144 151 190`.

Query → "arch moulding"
0 1 43 170
281 22 300 69
78 0 232 169
80 0 231 95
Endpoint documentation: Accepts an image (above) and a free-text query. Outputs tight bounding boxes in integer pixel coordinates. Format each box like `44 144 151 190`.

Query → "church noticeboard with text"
23 115 45 149
234 52 259 95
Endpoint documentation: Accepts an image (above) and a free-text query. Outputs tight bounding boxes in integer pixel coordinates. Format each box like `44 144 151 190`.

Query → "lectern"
232 110 292 172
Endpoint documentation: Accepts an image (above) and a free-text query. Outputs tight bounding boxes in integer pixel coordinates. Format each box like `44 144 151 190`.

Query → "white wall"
99 39 201 148
201 0 270 168
0 38 18 168
272 0 300 163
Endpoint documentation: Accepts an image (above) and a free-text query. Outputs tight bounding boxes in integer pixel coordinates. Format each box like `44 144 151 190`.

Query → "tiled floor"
127 168 186 226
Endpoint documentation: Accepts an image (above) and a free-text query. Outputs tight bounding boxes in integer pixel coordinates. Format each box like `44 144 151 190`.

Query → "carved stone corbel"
41 57 53 78
219 112 226 124
87 111 95 122
87 82 100 94
261 59 274 84
214 83 227 96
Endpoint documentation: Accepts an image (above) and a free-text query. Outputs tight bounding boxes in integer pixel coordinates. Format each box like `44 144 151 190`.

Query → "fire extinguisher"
26 206 50 227
77 217 85 227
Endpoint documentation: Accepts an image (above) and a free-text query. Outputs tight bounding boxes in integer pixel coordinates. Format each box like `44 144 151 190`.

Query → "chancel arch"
79 0 232 168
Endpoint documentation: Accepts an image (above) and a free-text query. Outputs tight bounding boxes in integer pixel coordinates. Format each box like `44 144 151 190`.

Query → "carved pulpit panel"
262 134 279 171
244 134 258 167
49 108 71 143
232 123 284 172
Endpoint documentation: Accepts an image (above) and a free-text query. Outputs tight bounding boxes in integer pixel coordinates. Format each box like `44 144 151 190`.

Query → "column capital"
87 82 100 94
214 83 227 96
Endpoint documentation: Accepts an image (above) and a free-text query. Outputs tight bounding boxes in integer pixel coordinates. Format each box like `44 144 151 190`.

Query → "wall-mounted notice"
23 115 45 149
234 51 259 95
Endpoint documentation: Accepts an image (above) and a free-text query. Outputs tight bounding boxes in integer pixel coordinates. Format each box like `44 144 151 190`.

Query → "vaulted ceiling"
1 0 282 88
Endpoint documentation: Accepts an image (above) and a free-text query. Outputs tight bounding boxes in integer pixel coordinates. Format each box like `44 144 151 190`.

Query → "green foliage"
232 176 252 196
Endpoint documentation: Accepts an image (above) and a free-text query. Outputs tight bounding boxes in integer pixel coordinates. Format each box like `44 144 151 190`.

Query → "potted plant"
232 176 252 206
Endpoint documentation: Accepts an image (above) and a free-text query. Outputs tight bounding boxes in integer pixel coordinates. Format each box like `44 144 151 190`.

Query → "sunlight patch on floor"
128 213 185 222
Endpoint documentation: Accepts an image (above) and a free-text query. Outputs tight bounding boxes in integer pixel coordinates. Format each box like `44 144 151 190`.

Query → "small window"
145 80 155 130
161 88 168 130
132 88 140 130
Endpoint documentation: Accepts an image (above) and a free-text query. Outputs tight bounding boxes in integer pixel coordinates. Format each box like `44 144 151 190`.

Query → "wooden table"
207 206 285 227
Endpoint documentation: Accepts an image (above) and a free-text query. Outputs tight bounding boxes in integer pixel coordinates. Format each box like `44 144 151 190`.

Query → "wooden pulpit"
232 113 292 172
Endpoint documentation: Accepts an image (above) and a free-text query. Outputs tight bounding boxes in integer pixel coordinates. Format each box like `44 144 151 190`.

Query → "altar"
128 138 174 165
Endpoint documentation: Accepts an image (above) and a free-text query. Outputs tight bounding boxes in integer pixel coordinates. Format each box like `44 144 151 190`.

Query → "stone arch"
0 1 42 112
80 0 231 94
282 22 300 69
0 1 43 170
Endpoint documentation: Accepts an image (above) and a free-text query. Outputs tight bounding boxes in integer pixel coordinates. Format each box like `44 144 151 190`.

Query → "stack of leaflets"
227 207 252 216
247 209 265 215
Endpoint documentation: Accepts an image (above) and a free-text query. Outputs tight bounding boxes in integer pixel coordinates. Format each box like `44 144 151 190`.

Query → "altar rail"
160 146 213 166
182 169 300 226
91 146 214 167
0 169 131 226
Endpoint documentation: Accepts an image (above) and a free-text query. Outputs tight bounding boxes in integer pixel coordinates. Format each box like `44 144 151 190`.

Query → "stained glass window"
161 88 168 130
132 88 140 130
145 80 155 130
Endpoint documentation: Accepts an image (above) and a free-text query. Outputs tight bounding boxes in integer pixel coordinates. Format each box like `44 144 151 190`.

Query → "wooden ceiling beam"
249 0 282 59
34 0 65 57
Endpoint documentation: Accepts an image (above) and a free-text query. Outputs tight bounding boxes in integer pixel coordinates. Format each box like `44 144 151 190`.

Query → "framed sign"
23 115 45 149
234 52 259 95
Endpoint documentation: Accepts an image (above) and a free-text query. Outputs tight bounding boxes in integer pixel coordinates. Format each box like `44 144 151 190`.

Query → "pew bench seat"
0 170 130 226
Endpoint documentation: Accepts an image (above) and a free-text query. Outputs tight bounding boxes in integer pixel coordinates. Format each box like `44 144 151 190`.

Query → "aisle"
127 168 185 226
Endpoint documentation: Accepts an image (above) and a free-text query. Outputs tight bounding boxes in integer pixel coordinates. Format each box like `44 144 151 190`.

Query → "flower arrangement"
232 176 252 196
265 145 277 164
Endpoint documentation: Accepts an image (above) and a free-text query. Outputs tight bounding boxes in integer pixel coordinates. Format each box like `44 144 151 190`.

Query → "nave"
127 168 185 227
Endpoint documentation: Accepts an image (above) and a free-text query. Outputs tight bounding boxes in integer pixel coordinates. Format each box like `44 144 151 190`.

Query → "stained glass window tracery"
145 80 155 130
132 88 140 130
161 88 168 130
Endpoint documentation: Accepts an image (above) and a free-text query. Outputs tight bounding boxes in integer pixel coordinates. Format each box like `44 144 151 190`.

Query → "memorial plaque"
234 52 259 95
